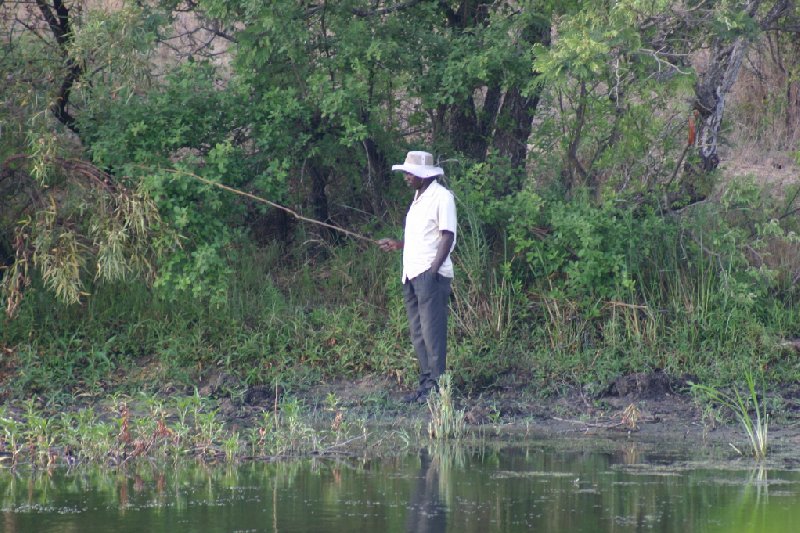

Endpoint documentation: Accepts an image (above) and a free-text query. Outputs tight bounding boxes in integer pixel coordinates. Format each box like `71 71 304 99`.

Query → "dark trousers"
403 271 452 391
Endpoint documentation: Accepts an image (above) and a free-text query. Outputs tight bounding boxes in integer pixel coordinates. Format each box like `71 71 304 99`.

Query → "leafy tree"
0 1 175 314
3 0 799 322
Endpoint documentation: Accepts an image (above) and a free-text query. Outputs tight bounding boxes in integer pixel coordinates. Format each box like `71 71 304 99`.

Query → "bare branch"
635 47 693 75
9 15 51 46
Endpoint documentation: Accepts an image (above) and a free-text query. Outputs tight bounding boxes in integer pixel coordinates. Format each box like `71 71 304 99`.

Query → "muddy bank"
201 369 800 449
2 369 799 467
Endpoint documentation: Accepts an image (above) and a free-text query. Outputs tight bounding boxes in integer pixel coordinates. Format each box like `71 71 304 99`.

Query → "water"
1 440 798 532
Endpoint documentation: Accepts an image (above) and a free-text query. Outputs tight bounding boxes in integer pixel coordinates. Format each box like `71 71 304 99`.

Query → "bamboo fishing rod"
158 167 380 245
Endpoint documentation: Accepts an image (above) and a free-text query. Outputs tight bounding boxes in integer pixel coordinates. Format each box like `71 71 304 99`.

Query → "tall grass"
450 204 519 339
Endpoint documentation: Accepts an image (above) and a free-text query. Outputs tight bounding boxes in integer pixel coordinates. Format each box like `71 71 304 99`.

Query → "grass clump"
427 374 465 441
690 369 770 460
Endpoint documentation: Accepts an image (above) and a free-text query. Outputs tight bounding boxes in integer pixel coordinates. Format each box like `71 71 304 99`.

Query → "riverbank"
287 371 800 451
2 369 799 469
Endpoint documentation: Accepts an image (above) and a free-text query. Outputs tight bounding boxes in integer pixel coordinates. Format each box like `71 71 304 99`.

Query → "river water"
1 439 798 532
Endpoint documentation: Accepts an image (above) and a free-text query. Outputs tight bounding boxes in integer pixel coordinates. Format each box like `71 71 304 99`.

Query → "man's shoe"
402 389 423 403
417 386 440 404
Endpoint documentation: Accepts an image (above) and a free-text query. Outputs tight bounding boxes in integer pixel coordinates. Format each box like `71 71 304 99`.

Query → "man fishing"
378 151 457 404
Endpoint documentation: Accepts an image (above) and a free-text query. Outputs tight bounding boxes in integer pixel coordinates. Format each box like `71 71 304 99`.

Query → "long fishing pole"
157 167 380 245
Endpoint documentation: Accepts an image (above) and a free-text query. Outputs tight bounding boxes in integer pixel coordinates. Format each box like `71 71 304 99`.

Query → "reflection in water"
0 441 799 532
405 448 446 533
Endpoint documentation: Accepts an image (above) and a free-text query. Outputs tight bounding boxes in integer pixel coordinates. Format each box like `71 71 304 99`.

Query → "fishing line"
154 166 380 245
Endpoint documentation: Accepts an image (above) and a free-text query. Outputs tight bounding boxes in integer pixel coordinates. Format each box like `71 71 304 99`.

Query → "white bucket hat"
391 151 444 178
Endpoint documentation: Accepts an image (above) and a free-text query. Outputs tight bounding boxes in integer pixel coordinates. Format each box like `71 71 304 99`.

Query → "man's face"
403 172 427 190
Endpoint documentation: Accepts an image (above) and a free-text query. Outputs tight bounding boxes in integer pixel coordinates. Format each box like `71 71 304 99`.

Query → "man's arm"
427 230 454 275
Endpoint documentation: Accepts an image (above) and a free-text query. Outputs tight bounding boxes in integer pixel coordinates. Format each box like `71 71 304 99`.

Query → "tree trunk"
489 18 550 178
309 159 336 243
36 0 81 135
693 38 749 171
692 0 794 170
447 96 488 161
490 87 538 173
362 136 389 214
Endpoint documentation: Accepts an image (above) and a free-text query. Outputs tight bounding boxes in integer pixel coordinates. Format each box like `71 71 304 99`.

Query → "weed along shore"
1 369 798 469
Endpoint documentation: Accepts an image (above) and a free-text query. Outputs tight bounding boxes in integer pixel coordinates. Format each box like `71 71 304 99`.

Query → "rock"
219 397 239 418
608 370 672 399
197 370 241 398
244 384 275 406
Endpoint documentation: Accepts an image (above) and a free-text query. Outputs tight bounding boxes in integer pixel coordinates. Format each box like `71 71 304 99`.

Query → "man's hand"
377 238 402 252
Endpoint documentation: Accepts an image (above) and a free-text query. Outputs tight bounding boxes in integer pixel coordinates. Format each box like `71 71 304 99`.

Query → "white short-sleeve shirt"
402 181 457 283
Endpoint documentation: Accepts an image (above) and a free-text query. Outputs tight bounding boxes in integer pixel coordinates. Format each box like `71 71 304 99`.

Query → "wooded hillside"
2 1 800 396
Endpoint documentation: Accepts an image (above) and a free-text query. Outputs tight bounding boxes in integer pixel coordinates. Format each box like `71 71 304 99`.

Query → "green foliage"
509 191 640 303
0 3 177 312
533 4 640 82
84 63 235 167
4 160 799 395
78 61 257 305
451 157 538 229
